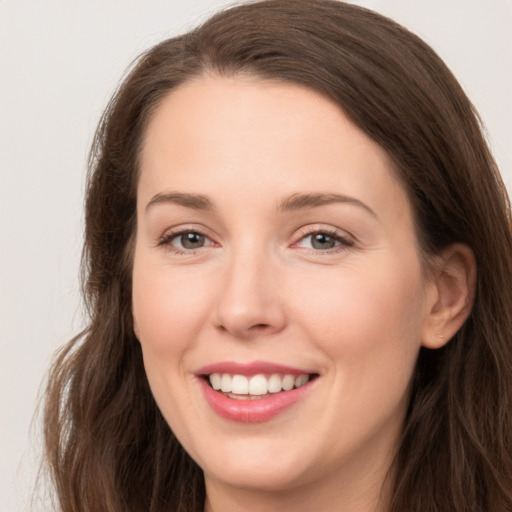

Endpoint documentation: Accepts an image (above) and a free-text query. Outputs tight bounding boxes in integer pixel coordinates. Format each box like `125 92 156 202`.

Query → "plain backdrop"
1 1 511 510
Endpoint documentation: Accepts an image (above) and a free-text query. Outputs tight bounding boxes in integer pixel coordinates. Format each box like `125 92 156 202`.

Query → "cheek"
289 259 425 385
131 254 212 429
289 263 425 453
131 254 212 358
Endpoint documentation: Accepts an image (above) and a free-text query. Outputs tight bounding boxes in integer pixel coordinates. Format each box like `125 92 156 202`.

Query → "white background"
1 1 511 510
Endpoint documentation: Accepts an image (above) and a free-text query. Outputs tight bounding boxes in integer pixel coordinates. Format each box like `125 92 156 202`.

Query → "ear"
422 243 476 349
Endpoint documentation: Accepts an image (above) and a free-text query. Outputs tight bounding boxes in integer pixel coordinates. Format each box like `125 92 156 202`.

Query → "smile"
208 372 311 398
197 362 318 422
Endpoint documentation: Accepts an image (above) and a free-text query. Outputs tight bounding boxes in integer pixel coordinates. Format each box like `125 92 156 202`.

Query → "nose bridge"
213 236 285 337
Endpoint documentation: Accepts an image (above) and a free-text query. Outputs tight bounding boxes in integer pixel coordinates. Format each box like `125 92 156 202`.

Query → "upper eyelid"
293 233 353 249
155 223 356 247
156 225 218 249
160 224 215 238
292 224 355 242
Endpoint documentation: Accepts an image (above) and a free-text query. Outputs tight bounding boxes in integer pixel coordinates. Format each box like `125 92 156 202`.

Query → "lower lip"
199 377 315 423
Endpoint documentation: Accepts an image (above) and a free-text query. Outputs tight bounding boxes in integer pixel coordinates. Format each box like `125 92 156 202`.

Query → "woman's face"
132 76 437 496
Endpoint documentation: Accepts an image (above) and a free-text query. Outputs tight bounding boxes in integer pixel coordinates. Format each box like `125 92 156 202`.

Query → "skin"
132 75 474 512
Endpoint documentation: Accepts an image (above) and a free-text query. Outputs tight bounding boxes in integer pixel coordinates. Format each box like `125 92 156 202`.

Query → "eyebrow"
145 190 376 218
145 192 214 212
278 193 377 217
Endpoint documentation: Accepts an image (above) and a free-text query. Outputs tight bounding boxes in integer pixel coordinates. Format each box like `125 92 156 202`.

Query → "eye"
307 232 339 250
158 230 214 252
174 232 207 249
295 230 354 252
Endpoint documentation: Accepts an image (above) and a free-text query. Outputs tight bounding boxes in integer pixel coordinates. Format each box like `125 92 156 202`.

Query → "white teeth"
248 374 268 395
282 374 295 391
208 372 311 396
231 375 249 394
268 374 282 393
295 374 309 388
220 373 232 392
210 373 221 390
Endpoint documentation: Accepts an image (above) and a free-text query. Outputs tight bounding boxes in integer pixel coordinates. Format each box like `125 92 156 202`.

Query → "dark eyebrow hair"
145 191 376 218
278 193 377 217
145 192 214 212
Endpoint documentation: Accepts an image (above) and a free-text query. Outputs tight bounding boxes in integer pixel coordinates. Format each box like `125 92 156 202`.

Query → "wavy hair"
43 1 512 510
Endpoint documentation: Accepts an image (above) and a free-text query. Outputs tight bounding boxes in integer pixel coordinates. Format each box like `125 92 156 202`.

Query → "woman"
43 1 512 510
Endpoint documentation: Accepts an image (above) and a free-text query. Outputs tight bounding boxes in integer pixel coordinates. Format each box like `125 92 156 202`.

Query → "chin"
207 462 306 492
198 440 311 492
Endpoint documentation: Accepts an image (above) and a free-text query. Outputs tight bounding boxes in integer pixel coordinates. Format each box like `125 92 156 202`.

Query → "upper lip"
196 361 316 377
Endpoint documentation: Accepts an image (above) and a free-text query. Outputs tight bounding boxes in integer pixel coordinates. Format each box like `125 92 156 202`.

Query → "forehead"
138 75 411 224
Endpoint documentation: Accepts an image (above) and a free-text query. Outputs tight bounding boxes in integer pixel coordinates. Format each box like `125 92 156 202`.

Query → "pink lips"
196 361 317 423
198 361 313 377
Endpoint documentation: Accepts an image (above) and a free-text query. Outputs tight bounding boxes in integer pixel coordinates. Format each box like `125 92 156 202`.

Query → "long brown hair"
43 1 512 510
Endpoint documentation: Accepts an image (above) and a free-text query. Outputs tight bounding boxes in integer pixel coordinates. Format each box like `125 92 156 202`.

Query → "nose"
212 246 286 339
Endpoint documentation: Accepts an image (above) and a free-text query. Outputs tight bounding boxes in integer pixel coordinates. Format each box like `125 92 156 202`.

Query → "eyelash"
157 227 354 255
293 228 354 254
157 229 214 255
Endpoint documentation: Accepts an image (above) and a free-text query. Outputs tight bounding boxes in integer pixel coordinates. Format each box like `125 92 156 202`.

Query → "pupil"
312 233 335 249
181 232 204 249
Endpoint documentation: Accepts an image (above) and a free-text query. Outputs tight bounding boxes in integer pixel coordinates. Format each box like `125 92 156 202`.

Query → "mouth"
197 363 319 423
203 372 317 400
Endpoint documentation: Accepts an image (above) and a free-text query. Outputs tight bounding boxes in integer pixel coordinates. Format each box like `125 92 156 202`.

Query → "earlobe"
421 243 476 349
